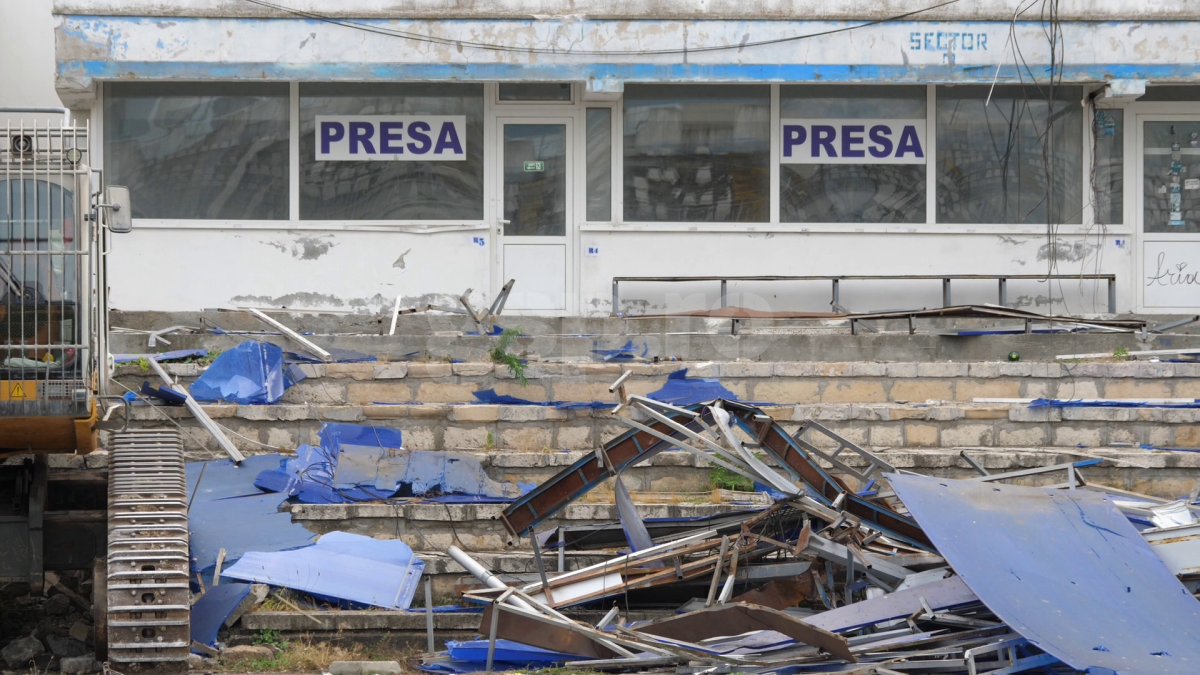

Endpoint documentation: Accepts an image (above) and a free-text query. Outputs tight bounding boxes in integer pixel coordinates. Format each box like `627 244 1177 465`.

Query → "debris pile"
419 393 1200 674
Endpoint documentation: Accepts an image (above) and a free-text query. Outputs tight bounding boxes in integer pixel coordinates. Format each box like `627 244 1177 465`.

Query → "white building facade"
45 1 1200 315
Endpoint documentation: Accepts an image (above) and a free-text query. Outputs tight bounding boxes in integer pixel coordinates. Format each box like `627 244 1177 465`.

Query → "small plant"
710 466 755 492
489 326 527 385
253 628 288 651
1113 346 1130 361
483 432 496 452
133 356 152 373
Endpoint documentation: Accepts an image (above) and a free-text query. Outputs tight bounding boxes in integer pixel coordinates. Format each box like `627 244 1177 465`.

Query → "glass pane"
586 109 612 221
1139 86 1200 102
782 165 926 223
624 85 769 223
1143 121 1200 234
504 124 567 236
780 85 926 223
104 82 289 220
780 85 926 118
1093 109 1123 225
499 83 572 101
300 83 484 220
936 85 1083 224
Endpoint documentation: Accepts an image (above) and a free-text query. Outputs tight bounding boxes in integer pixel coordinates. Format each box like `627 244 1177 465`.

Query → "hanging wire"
239 0 960 57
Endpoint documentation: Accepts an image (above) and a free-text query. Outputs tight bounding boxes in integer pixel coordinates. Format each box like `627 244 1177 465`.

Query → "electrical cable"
239 0 960 57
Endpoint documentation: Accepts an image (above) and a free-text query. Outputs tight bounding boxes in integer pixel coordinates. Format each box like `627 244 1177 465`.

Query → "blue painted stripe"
62 60 1200 84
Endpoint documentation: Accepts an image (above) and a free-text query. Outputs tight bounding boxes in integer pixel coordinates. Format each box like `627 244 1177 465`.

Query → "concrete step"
109 308 1200 363
113 397 1200 457
116 359 1200 408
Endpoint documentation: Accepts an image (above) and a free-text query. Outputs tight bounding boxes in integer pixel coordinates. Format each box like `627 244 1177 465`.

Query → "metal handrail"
611 274 1118 315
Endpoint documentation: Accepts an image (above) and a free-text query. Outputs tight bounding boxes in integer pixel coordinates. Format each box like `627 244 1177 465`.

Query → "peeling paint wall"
108 227 491 313
50 0 1200 22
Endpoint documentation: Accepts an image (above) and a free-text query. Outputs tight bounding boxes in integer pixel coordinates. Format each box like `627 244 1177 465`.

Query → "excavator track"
105 429 190 672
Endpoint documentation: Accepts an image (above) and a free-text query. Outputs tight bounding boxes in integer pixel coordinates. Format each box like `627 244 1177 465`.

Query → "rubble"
329 660 404 675
1 636 44 669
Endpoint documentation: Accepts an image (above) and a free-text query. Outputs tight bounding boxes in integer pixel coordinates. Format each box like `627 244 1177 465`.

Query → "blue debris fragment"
223 532 424 610
285 348 377 363
254 422 531 504
113 349 208 363
190 341 300 405
419 639 587 672
647 369 740 406
591 339 649 362
472 389 610 409
186 454 317 580
190 583 251 651
1030 398 1200 409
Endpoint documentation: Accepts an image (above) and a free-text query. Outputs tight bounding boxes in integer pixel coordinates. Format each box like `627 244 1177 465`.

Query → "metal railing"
611 274 1119 315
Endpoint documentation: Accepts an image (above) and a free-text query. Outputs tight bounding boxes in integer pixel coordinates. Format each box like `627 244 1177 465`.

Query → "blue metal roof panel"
887 473 1200 674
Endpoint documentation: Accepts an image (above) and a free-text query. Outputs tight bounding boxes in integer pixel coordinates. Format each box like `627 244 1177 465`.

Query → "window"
1092 109 1123 225
623 85 769 223
1143 121 1200 234
936 85 1083 224
104 82 289 220
299 83 484 220
586 109 612 221
780 85 927 223
499 83 572 102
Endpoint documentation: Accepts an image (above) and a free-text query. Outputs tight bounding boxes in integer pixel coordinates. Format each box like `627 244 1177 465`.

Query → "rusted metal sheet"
636 602 855 663
479 602 619 659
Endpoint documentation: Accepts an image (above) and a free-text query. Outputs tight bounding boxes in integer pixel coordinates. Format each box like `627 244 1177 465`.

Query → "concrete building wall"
0 0 59 107
39 4 1200 316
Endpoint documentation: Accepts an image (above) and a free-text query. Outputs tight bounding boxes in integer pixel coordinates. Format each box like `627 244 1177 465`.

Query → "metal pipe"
424 576 435 653
705 535 730 607
447 546 535 610
0 107 70 123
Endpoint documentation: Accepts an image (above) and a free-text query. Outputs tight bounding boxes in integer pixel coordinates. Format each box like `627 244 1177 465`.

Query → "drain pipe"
447 545 536 611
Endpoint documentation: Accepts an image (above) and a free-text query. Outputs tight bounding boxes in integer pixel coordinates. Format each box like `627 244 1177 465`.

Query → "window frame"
95 80 1117 237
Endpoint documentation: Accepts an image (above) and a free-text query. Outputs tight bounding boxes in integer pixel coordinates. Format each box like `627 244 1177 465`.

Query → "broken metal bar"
596 605 619 629
485 589 510 672
147 358 245 463
716 544 740 604
969 460 1101 483
242 307 332 362
530 534 554 605
705 535 730 607
425 576 435 653
960 451 990 476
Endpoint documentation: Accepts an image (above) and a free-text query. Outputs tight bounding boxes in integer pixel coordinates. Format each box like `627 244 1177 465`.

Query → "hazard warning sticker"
0 381 35 401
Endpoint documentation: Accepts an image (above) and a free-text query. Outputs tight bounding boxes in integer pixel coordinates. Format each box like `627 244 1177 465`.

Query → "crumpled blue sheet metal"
223 532 424 609
190 341 301 405
254 423 530 504
1031 397 1200 408
190 582 251 651
647 369 740 406
113 349 207 363
285 348 377 363
471 388 611 409
446 639 586 663
887 473 1200 675
187 455 316 579
591 339 649 362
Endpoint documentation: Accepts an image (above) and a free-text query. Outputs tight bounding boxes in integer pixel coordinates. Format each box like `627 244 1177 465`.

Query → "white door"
1136 115 1200 311
496 118 574 313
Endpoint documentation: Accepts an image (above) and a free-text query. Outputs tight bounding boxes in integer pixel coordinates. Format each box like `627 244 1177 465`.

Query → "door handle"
499 219 511 225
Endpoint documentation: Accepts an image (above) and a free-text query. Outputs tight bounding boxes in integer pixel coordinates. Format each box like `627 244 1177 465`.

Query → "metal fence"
1 121 95 417
611 274 1119 316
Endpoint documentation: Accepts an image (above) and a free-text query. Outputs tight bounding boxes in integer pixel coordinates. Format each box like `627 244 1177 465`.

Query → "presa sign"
316 115 467 161
781 119 926 164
